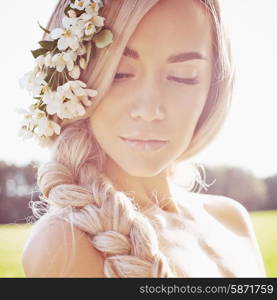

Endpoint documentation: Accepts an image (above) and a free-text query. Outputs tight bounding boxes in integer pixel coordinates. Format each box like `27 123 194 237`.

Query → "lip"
120 137 169 152
121 133 169 142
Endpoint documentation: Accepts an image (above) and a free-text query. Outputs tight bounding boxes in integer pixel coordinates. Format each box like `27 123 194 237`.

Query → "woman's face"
89 0 213 177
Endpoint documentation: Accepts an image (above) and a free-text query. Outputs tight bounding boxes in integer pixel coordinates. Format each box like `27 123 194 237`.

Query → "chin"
123 168 162 178
117 158 169 178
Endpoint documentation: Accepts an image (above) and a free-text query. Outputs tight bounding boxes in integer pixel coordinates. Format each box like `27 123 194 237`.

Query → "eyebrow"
123 46 208 63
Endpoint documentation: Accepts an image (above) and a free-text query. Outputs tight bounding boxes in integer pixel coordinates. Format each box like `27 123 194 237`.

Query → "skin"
21 0 266 278
89 0 213 211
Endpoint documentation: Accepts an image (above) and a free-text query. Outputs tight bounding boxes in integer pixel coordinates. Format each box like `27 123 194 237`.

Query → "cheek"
166 90 208 151
88 94 126 154
168 88 207 126
89 94 120 130
88 98 112 143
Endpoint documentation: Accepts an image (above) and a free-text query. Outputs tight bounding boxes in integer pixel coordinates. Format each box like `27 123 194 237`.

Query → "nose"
130 79 165 122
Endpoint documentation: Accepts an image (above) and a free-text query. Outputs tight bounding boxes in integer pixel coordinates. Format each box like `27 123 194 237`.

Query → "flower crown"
16 0 113 144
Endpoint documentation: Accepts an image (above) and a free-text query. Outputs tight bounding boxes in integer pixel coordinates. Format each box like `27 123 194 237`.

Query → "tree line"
0 160 276 224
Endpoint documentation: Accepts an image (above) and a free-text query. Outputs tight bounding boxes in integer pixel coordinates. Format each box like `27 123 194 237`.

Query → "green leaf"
38 40 57 51
31 48 49 58
37 21 50 34
39 103 47 111
93 29 113 49
52 47 61 55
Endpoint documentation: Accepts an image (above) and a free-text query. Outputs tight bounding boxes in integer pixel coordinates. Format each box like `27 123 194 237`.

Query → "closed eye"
167 75 199 85
113 73 199 85
114 73 133 80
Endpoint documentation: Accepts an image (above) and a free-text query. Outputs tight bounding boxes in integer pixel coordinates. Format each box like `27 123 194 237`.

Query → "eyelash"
113 73 200 85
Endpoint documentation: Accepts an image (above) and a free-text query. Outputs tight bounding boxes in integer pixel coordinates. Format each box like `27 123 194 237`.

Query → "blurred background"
0 0 276 277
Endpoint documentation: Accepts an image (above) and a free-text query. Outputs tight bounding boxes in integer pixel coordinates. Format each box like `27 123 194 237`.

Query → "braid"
35 118 175 277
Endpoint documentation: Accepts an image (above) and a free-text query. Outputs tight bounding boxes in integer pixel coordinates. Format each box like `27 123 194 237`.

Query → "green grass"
0 211 276 277
250 210 277 277
0 223 32 277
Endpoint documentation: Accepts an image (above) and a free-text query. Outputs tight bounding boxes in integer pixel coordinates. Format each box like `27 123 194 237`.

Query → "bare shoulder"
22 216 105 277
200 193 266 276
179 190 252 234
200 194 253 236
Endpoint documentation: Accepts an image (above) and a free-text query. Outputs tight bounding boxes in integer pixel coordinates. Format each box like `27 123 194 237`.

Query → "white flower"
94 0 104 7
69 65 81 79
66 80 98 99
46 120 61 136
63 80 97 107
42 91 63 116
51 80 97 119
17 105 61 138
57 89 85 119
15 107 36 128
19 70 47 96
18 126 35 140
85 2 101 16
67 9 77 18
79 57 87 69
34 118 61 137
15 106 37 138
86 88 98 98
80 14 104 36
50 16 84 51
24 108 59 137
62 80 87 97
84 21 96 36
91 15 105 27
42 88 54 103
63 16 85 37
70 0 91 11
44 53 55 68
79 11 94 22
36 55 45 68
79 88 97 107
52 51 77 72
64 98 86 117
76 43 87 56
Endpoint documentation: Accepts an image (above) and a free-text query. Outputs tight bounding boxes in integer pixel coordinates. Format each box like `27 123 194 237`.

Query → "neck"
103 157 180 213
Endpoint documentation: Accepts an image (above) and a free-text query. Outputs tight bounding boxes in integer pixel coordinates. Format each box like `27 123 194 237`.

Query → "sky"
0 0 276 179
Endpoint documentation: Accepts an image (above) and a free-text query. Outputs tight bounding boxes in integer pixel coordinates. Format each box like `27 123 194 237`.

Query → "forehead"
126 0 213 62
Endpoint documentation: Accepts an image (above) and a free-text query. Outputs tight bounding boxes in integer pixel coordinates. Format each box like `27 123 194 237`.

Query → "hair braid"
35 119 175 277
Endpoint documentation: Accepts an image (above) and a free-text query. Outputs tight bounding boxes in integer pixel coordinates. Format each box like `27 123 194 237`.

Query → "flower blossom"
19 70 47 97
15 106 60 138
50 16 85 51
32 109 61 137
50 80 97 119
52 51 77 72
70 0 91 11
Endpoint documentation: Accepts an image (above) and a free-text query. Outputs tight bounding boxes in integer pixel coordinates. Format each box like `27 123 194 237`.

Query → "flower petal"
66 59 74 72
80 95 92 106
57 37 69 51
68 37 79 51
69 65 80 79
50 28 64 40
92 16 105 27
86 89 98 97
51 121 61 135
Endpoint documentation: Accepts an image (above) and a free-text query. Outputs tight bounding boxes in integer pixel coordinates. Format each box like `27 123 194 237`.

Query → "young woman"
20 0 266 277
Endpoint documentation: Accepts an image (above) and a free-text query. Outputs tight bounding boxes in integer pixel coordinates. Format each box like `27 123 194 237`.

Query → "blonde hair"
30 0 235 277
